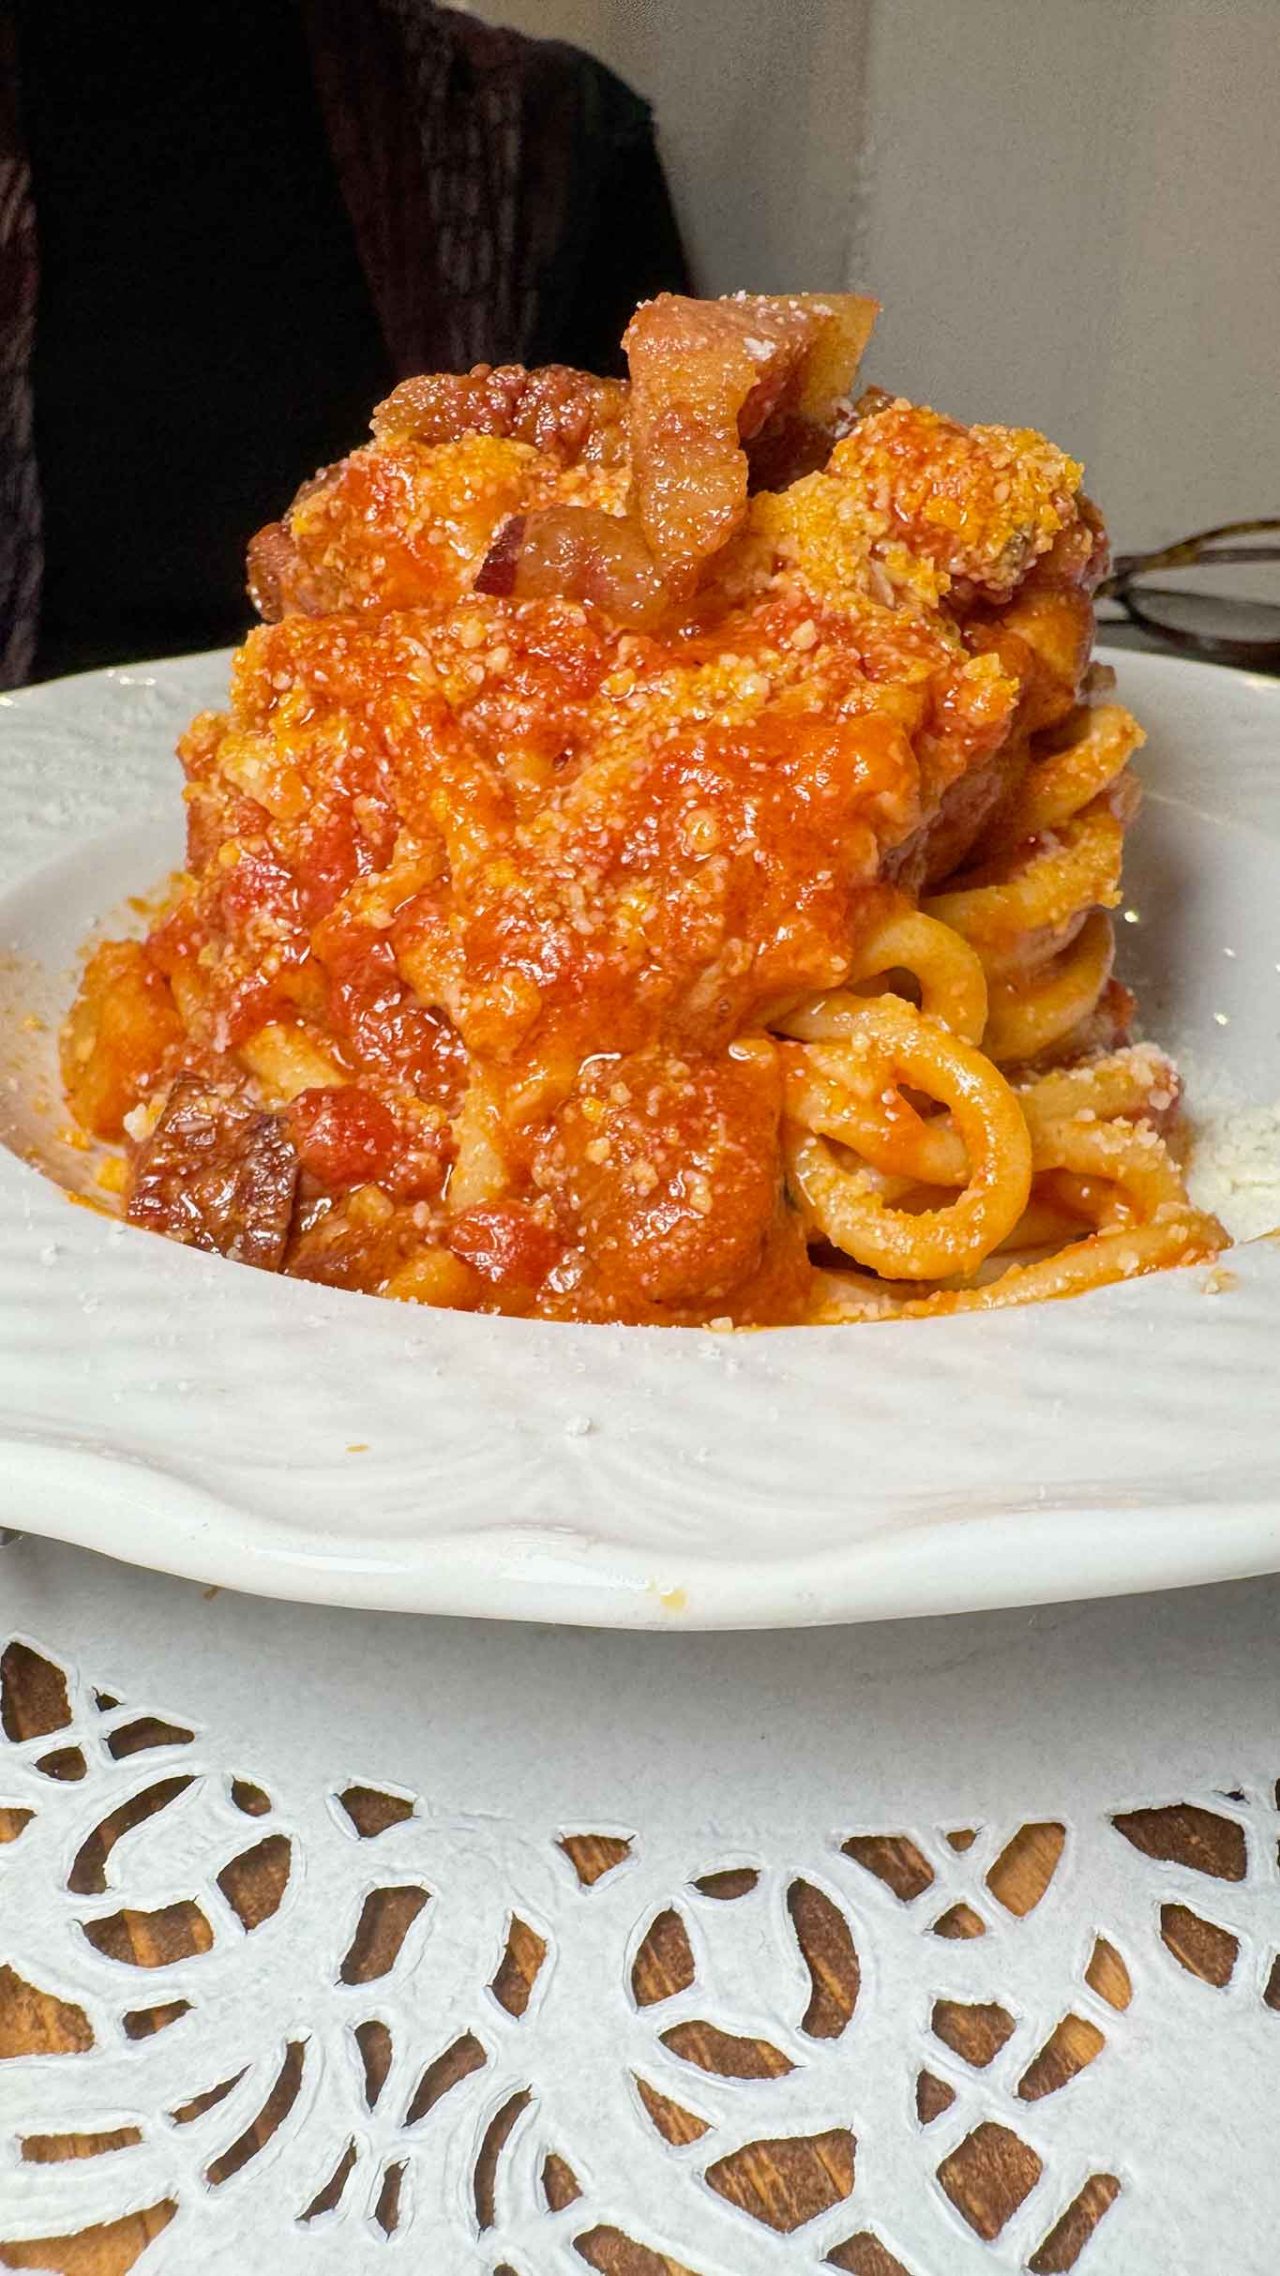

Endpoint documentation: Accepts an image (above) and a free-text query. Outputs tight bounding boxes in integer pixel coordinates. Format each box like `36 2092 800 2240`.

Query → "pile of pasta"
60 289 1224 1325
780 698 1223 1318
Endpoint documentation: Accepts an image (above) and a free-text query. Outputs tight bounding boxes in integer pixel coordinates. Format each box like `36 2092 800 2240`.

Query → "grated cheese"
1186 1089 1280 1243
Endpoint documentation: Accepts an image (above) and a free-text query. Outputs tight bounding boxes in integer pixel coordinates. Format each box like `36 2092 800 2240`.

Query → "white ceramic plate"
0 647 1277 1628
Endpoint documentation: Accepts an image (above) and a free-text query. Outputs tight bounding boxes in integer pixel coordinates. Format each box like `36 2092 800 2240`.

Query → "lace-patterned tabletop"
2 1538 1280 2276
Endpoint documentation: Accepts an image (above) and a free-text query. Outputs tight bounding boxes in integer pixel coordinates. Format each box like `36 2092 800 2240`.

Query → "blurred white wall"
464 0 873 294
861 0 1280 548
468 0 1279 550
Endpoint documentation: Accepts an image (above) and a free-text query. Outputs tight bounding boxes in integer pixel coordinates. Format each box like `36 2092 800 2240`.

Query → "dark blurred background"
3 0 1277 687
0 0 688 683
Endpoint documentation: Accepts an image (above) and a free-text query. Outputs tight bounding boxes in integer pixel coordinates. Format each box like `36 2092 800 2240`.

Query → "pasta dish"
61 292 1225 1324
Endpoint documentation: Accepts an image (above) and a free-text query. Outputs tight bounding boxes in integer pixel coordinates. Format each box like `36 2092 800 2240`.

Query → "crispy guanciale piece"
249 367 631 626
474 506 668 629
478 292 880 630
622 291 878 591
371 363 629 464
250 298 877 631
127 1074 298 1270
245 517 309 624
247 434 566 624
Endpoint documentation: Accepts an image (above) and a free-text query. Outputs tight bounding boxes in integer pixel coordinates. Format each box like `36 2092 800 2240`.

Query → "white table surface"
3 1532 1280 2273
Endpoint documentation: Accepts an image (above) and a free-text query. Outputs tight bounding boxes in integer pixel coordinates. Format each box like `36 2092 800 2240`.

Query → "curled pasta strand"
776 900 989 1044
1028 1112 1191 1225
983 701 1144 852
983 908 1115 1064
807 1037 1223 1318
977 908 1088 985
783 997 1033 1279
817 1214 1220 1321
1031 975 1137 1068
923 800 1124 959
782 1032 969 1189
1016 1044 1181 1140
788 990 1174 1271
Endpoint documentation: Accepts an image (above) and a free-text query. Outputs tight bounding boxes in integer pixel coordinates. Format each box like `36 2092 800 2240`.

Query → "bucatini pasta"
60 292 1224 1324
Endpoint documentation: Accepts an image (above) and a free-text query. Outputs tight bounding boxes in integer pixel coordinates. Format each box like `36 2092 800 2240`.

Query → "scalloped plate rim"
1 643 1278 1627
